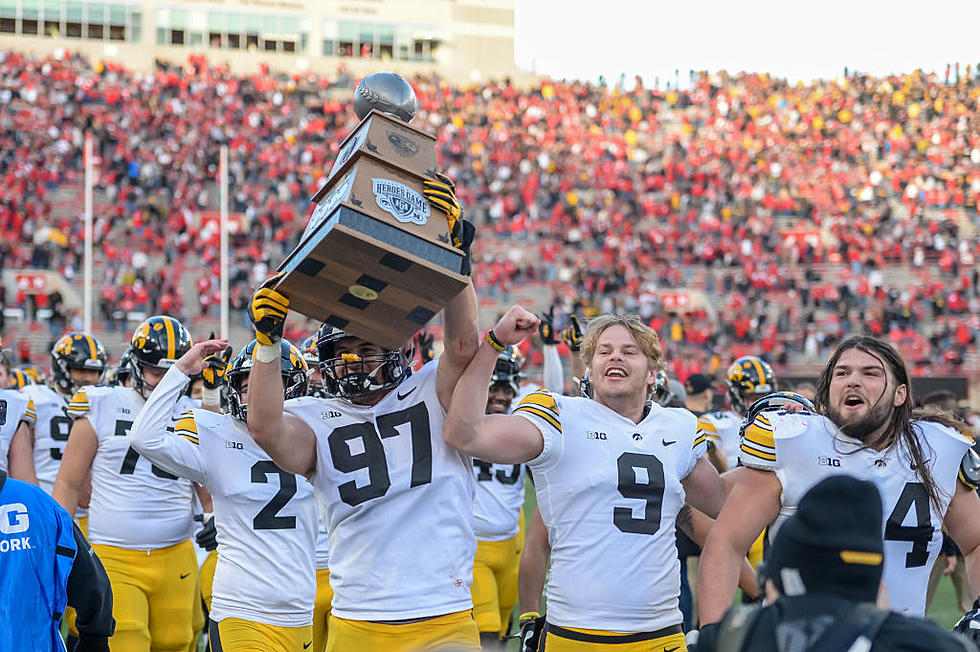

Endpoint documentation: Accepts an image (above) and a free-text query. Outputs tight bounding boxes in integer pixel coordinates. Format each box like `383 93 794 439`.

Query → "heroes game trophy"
275 72 467 349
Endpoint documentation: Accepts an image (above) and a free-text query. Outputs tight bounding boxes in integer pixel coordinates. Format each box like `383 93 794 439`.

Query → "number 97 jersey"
285 360 476 622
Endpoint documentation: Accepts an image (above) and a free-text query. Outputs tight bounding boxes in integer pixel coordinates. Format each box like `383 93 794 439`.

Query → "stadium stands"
1 50 978 380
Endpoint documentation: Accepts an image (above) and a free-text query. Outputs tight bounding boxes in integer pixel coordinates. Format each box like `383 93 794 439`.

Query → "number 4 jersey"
740 410 971 616
285 360 476 622
67 385 197 549
514 391 707 633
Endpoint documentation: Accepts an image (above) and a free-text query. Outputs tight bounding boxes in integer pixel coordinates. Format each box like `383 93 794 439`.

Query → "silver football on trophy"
353 72 417 123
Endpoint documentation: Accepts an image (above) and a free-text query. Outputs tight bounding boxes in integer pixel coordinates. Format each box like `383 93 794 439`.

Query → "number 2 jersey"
67 385 197 549
130 367 318 627
514 391 708 632
284 359 476 621
0 388 36 473
740 410 971 616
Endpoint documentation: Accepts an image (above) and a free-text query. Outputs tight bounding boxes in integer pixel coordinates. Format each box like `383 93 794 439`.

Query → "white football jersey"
285 359 476 621
514 382 542 407
697 410 742 469
129 366 318 627
67 385 196 548
0 388 36 473
515 391 708 632
472 457 525 541
315 521 330 571
740 410 971 616
21 384 73 496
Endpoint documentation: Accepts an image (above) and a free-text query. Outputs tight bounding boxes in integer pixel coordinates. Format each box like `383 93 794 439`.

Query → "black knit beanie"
766 475 884 603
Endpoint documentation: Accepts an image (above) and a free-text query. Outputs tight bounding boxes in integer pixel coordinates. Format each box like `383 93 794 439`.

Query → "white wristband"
202 387 222 406
255 342 281 363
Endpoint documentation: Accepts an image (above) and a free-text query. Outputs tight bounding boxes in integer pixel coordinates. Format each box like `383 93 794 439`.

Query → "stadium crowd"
2 50 980 377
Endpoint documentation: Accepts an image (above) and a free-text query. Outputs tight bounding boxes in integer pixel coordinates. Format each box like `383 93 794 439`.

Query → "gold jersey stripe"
696 418 718 434
514 405 562 432
518 391 559 414
174 417 198 436
755 414 772 429
741 438 775 455
743 424 775 449
740 442 776 461
178 433 200 445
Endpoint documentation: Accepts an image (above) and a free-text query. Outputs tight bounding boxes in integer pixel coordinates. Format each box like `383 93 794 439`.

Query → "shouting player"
699 335 980 624
445 309 726 652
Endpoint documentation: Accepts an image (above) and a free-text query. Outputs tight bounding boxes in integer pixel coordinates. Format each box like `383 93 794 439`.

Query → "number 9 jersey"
739 410 971 617
284 360 476 622
21 384 73 498
67 385 197 548
514 391 707 633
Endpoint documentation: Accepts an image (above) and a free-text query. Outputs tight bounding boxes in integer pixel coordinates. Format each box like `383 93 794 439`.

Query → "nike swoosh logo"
665 648 680 652
662 439 676 446
179 572 191 579
303 643 312 649
396 386 418 401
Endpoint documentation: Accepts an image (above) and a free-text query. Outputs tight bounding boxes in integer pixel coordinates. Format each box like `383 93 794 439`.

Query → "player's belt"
543 622 682 643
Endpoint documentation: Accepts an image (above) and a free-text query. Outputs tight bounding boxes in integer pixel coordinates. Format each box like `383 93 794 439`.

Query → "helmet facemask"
316 325 412 403
51 333 107 396
227 341 309 421
320 349 410 401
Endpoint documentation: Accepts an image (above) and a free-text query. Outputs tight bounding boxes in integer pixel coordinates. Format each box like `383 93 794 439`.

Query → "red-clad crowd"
1 50 979 375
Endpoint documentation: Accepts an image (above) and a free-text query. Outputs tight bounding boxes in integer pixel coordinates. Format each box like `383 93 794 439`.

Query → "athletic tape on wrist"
202 387 222 406
255 342 280 363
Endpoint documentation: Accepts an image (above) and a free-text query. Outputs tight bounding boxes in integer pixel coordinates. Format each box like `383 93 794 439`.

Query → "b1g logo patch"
372 178 430 225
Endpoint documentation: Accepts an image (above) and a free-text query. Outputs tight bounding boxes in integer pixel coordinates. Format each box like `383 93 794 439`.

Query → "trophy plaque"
276 72 467 349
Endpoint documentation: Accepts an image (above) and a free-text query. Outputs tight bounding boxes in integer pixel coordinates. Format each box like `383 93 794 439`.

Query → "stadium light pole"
83 133 93 334
219 145 229 340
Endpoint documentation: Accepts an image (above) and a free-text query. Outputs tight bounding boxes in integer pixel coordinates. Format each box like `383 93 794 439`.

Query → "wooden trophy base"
277 203 467 350
275 109 467 349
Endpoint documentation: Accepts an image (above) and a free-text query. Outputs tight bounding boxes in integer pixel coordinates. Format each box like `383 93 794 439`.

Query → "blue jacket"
0 470 77 652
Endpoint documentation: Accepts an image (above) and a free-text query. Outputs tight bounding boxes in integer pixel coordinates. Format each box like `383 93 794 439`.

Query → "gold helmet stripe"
750 357 766 386
163 318 176 360
84 334 98 361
